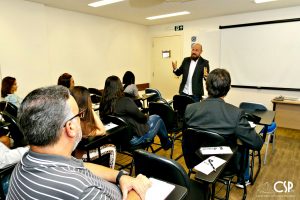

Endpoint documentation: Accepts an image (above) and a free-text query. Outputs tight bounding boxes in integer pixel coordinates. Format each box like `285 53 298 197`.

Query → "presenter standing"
172 43 209 101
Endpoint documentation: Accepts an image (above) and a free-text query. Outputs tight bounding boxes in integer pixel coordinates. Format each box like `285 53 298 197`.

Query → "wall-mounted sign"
174 25 183 31
162 50 171 58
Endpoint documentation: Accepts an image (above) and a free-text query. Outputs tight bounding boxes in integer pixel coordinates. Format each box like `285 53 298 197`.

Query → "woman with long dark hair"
1 76 22 108
100 76 172 149
70 86 105 137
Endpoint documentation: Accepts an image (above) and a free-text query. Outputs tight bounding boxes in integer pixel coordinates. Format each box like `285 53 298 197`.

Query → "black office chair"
182 128 247 200
90 94 102 104
0 101 18 118
0 111 27 148
133 149 210 200
148 101 182 159
173 95 196 122
239 102 276 165
88 88 102 96
102 115 154 174
145 88 162 102
87 88 102 111
0 164 16 199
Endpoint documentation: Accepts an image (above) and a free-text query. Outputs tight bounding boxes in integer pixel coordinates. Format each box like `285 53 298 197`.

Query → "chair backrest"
182 128 227 170
0 101 18 118
145 88 162 102
102 115 132 146
148 102 179 132
133 149 191 190
0 111 27 148
90 94 102 104
173 95 196 119
0 164 16 199
88 88 102 96
239 102 267 112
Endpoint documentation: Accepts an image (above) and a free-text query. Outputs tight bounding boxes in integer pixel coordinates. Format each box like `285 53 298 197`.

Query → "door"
151 35 183 100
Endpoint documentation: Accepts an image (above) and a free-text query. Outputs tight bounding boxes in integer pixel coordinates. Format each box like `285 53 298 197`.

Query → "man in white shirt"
172 43 209 101
0 141 29 196
0 141 29 169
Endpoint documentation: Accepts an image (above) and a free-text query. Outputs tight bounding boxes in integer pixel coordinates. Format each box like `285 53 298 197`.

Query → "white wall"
1 0 300 109
0 0 151 97
149 6 300 109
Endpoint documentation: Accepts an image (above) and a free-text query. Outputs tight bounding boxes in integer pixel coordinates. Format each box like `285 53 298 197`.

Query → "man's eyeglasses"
64 108 86 127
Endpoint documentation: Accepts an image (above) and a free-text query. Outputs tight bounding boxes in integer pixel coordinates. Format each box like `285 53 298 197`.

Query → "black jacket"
173 57 209 96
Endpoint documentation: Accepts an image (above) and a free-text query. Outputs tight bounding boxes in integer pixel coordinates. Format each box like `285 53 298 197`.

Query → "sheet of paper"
248 121 256 128
145 178 175 200
194 156 226 175
200 146 232 155
104 122 118 131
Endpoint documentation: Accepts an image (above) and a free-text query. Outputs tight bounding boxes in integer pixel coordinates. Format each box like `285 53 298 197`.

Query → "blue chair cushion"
260 122 276 134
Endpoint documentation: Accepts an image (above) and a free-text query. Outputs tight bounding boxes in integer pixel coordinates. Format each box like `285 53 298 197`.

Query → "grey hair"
18 85 72 146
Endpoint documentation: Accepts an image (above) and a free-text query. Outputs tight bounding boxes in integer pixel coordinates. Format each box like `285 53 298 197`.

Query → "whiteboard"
220 19 300 90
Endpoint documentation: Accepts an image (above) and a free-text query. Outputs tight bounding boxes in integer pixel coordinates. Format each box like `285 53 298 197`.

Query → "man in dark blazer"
172 43 209 101
184 68 263 188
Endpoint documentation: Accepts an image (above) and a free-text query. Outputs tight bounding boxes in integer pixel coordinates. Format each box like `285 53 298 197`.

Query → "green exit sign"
175 25 183 31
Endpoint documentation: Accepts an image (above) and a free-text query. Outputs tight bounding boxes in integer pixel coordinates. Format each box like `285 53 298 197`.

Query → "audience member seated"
100 76 172 150
1 76 23 108
123 71 140 98
57 73 75 89
0 135 10 148
0 141 29 196
70 86 115 161
122 71 142 108
7 85 151 200
184 68 263 188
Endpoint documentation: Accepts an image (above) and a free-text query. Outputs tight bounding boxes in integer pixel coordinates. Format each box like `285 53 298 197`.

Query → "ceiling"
25 0 300 26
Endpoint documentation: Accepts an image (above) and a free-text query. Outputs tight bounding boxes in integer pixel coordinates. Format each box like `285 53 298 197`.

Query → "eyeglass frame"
63 108 86 127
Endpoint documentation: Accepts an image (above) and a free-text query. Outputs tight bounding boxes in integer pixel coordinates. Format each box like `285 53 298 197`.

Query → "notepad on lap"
145 178 175 200
194 156 226 175
104 122 118 131
200 146 232 155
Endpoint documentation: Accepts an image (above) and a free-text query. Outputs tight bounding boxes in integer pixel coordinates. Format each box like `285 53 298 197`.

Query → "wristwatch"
116 170 127 185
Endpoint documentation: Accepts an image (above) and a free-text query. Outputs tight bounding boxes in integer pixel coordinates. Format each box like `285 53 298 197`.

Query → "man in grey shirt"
7 85 150 200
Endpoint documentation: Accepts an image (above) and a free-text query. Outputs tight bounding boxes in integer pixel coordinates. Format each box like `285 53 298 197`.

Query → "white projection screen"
220 19 300 91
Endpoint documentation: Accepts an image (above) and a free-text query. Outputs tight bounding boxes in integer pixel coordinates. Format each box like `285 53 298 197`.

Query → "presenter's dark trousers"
181 92 202 102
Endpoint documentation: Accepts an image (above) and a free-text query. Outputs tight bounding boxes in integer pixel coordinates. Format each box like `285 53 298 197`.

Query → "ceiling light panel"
88 0 124 7
146 11 191 20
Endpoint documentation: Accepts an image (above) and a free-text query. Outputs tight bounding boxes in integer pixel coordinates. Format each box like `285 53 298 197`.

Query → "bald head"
191 43 202 61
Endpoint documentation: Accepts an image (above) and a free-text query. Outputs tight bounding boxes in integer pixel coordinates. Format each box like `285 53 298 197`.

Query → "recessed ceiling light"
146 11 191 20
254 0 278 4
88 0 124 8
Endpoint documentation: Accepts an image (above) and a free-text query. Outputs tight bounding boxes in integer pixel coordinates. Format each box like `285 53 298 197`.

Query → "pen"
208 159 216 172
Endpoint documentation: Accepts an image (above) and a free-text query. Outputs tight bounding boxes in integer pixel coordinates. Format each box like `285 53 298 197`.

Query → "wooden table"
272 99 300 130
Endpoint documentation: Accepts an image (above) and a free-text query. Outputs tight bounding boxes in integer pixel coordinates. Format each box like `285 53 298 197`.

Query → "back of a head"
18 85 71 146
122 71 135 86
70 86 95 132
103 75 124 98
206 68 231 98
70 86 91 111
100 76 124 118
1 76 16 97
58 73 73 88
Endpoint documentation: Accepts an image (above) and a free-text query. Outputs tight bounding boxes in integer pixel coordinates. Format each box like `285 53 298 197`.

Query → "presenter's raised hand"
172 61 177 70
204 67 208 78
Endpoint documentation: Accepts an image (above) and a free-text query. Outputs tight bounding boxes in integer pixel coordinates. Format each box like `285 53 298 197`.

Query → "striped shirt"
7 151 122 200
